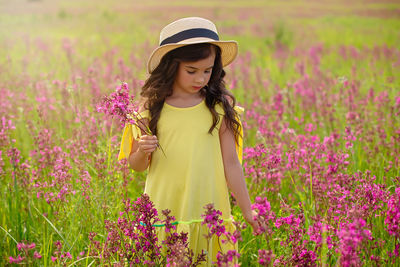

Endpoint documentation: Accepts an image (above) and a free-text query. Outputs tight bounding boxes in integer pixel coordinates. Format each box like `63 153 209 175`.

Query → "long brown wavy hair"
141 43 241 144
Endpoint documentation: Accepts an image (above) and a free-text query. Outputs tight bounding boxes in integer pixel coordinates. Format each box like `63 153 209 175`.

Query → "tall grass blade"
33 205 71 248
0 225 18 244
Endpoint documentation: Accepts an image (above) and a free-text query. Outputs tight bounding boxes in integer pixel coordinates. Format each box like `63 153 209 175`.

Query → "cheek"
183 73 194 83
206 73 212 82
177 70 190 84
181 73 190 83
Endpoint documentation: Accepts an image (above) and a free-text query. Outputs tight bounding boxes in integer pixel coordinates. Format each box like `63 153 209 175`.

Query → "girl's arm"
128 118 158 172
219 117 260 233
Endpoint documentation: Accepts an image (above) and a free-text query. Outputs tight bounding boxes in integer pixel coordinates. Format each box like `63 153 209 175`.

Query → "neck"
166 92 204 108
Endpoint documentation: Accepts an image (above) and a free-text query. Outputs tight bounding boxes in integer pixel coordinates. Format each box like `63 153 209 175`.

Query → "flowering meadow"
1 0 399 266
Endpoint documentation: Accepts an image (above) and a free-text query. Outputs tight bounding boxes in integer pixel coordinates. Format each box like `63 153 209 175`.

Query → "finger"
141 148 156 153
140 144 158 151
139 143 158 152
253 222 260 232
141 136 158 144
140 143 157 148
140 148 156 154
141 134 157 139
138 139 158 145
255 221 266 235
141 135 154 140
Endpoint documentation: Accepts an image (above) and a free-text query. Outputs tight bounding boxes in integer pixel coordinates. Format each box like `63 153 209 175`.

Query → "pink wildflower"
385 187 400 238
34 251 42 259
337 218 372 266
258 249 274 266
9 255 25 264
201 203 226 238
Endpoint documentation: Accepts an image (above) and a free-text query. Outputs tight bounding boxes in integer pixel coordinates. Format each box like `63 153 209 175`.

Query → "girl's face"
172 48 216 97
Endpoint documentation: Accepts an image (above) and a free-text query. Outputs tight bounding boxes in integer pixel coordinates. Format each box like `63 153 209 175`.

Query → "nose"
195 74 205 84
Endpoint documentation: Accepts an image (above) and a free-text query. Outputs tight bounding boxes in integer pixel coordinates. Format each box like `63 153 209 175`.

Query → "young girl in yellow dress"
118 17 259 265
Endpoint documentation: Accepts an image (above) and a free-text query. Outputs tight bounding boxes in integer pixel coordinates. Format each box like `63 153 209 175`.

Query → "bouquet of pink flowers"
97 82 148 129
97 82 165 155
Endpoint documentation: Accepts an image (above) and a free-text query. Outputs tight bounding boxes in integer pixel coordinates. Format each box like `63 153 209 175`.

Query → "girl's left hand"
244 210 263 235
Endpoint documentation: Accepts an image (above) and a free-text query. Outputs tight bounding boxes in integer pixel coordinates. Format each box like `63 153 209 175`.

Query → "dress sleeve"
234 106 244 165
118 110 150 161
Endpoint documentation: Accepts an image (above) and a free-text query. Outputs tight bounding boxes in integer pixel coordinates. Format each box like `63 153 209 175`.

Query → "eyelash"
187 70 211 74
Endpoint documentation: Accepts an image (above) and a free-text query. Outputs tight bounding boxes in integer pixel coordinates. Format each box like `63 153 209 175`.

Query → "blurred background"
1 0 399 82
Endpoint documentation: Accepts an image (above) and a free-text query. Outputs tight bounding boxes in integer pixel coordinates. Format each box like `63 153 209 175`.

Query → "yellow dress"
118 99 243 266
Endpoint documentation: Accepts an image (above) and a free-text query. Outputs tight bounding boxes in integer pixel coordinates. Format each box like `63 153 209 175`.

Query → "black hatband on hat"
160 28 219 46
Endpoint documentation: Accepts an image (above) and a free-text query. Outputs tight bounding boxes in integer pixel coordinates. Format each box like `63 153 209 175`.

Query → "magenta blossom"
337 218 372 266
201 203 226 238
97 82 148 131
9 255 25 264
385 187 400 238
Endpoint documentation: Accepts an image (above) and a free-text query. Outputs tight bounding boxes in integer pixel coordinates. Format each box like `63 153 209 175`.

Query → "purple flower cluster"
307 221 335 250
0 116 15 148
96 82 167 156
385 187 400 238
252 196 275 236
94 194 162 264
88 194 207 266
162 209 206 266
202 203 226 238
87 198 243 266
258 249 274 266
201 203 242 266
27 128 78 206
385 187 400 259
337 219 372 266
97 82 131 121
51 240 72 264
239 76 400 264
215 250 241 267
96 82 145 129
273 205 318 266
243 144 283 193
9 242 42 264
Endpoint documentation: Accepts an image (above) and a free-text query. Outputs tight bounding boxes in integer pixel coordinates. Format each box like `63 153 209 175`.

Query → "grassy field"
1 0 399 266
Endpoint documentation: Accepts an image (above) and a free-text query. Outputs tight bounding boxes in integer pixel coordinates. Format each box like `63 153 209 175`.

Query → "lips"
192 86 202 90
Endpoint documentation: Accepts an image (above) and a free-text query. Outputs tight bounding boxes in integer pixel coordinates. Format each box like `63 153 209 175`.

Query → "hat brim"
147 38 238 74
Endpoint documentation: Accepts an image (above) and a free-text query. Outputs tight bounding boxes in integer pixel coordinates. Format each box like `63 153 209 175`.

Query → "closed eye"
187 70 211 74
185 65 214 74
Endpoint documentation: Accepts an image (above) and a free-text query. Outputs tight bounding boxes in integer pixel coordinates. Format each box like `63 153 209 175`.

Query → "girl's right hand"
137 135 158 155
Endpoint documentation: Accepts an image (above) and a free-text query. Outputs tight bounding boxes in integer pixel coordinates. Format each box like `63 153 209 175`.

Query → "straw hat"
147 17 238 74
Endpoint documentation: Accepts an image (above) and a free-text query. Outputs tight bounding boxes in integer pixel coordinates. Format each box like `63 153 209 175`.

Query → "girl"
118 17 259 265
